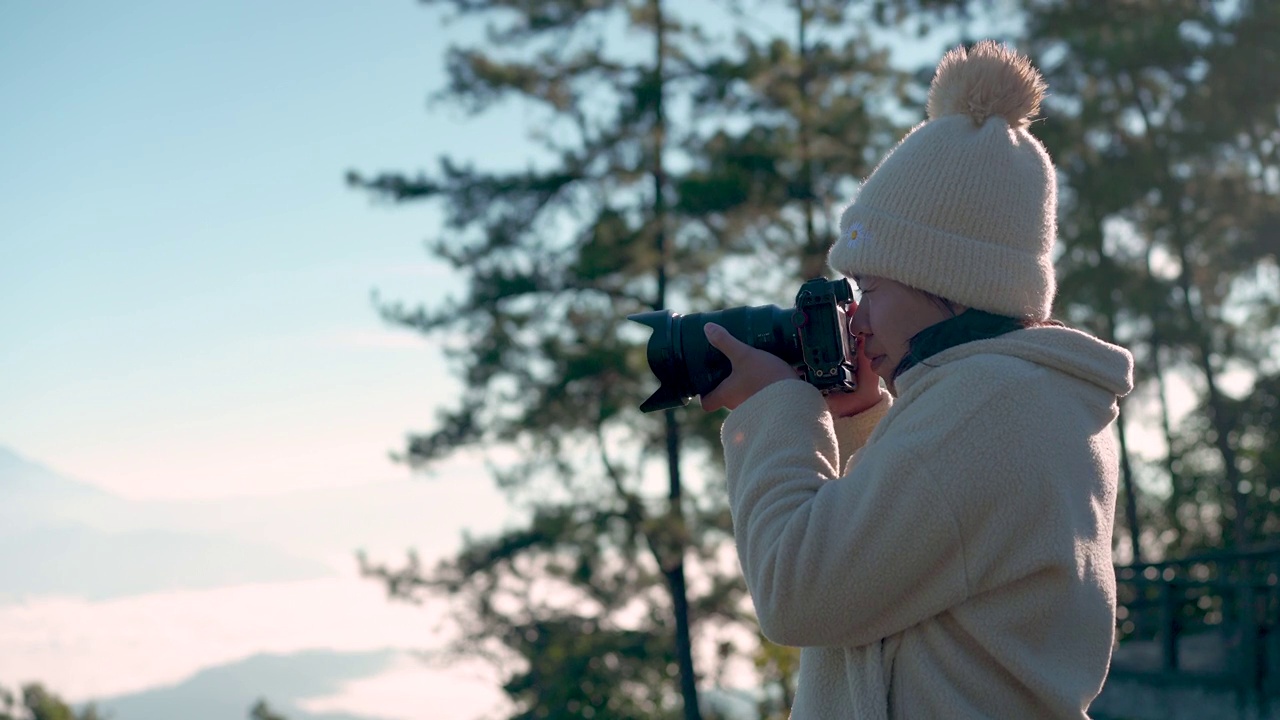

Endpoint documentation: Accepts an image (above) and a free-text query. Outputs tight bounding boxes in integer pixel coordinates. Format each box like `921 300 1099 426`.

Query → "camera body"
628 277 857 413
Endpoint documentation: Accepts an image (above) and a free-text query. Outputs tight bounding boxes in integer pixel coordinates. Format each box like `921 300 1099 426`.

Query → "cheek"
871 305 911 355
867 305 896 341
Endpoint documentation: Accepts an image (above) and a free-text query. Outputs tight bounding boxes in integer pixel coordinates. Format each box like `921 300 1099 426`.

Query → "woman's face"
847 275 965 392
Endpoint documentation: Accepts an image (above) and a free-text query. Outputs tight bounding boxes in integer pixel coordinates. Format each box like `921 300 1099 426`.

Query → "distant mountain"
88 648 759 720
0 446 331 600
0 446 133 533
0 446 99 491
86 649 398 720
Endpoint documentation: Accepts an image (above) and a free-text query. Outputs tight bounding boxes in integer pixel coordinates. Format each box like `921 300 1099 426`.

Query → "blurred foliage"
1027 0 1280 559
249 699 290 720
0 684 104 720
350 0 1279 715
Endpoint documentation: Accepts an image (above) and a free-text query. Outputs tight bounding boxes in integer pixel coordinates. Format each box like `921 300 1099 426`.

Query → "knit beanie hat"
828 40 1057 320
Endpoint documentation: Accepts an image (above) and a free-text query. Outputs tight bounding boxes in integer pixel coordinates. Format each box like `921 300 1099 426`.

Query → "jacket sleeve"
831 388 892 474
720 379 969 649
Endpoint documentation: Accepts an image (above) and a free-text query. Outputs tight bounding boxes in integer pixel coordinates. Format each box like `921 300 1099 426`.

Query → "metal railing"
1111 545 1280 698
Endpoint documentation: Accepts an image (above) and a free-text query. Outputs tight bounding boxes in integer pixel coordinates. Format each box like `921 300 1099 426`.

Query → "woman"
701 42 1134 718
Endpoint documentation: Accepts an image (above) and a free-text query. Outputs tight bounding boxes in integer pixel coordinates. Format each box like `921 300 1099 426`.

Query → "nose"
847 301 870 336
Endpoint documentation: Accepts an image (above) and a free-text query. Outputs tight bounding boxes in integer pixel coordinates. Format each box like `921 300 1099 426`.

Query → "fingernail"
704 324 719 338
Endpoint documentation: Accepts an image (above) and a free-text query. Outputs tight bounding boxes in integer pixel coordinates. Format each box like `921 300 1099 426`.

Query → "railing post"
1160 579 1179 672
1268 594 1280 697
1241 582 1259 697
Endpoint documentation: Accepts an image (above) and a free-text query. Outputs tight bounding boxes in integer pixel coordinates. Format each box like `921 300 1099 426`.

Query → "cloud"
0 447 518 718
296 651 509 720
0 526 330 601
0 571 448 701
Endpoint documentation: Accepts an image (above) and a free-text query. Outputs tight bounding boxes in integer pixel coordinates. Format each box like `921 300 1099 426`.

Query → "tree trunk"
1090 204 1143 562
1115 401 1142 563
1144 242 1184 555
663 412 700 720
796 0 824 279
1169 223 1249 548
650 1 701 717
1102 305 1141 563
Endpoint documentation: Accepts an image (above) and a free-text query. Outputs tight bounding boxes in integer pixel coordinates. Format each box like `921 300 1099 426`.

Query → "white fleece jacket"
720 326 1134 719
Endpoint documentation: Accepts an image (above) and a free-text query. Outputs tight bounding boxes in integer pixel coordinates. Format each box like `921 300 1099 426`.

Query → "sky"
0 1 532 716
0 0 526 501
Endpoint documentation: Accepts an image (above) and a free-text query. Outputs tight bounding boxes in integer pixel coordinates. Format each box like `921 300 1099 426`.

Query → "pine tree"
350 2 778 716
349 1 929 715
1025 0 1280 555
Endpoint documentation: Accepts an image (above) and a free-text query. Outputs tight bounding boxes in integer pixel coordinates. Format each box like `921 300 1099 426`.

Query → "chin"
872 370 892 395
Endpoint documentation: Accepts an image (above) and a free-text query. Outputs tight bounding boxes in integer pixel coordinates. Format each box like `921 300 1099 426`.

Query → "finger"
853 337 873 374
703 323 747 360
854 339 880 392
700 387 724 412
701 381 732 409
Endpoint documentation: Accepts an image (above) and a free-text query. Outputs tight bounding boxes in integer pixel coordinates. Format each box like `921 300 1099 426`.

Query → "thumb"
703 323 746 360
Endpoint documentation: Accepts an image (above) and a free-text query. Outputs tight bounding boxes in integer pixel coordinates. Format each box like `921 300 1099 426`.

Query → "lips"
870 354 887 371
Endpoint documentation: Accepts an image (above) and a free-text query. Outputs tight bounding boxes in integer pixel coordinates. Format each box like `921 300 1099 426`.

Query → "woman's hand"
699 302 883 415
699 323 795 412
824 326 883 417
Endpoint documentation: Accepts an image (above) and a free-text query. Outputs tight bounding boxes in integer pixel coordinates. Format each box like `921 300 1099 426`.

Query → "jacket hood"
900 325 1135 399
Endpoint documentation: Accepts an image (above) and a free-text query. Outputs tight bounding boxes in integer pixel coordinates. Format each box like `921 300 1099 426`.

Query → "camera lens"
628 304 801 413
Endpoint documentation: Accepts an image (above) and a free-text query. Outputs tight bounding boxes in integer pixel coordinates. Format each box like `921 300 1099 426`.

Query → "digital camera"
628 277 857 413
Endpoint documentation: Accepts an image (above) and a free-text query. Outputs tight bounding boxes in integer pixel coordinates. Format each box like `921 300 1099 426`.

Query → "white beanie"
828 41 1057 320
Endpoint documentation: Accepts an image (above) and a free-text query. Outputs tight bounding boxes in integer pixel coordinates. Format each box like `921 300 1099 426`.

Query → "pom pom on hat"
926 40 1046 129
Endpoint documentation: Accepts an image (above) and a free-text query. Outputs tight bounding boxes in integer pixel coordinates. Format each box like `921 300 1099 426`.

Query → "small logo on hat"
846 221 868 246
